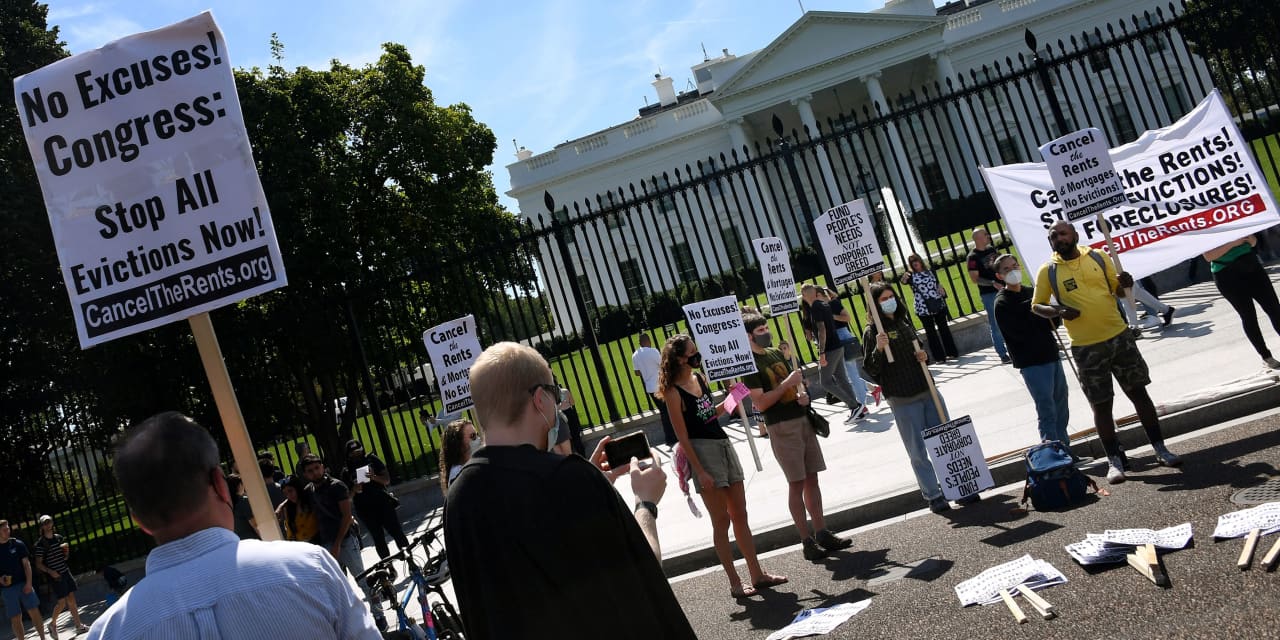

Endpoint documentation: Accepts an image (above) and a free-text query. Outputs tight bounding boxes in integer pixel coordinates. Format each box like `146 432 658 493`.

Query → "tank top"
675 374 728 440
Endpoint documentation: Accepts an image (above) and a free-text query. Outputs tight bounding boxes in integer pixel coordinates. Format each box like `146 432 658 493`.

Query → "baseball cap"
38 515 52 524
345 440 363 453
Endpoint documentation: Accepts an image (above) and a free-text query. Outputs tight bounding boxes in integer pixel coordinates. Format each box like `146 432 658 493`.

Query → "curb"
659 381 1280 577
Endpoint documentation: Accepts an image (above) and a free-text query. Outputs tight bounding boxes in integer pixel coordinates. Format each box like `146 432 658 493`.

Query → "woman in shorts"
660 334 785 598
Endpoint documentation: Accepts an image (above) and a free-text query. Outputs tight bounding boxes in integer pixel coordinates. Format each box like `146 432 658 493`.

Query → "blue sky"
45 0 924 213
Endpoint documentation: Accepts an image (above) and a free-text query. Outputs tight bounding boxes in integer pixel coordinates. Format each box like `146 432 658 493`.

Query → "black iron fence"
10 1 1280 569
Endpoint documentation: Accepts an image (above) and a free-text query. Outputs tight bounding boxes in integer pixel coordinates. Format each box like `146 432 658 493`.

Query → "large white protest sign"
1039 127 1127 221
982 91 1280 280
13 13 286 348
752 236 798 315
683 296 756 382
815 198 884 285
422 315 482 414
922 415 994 501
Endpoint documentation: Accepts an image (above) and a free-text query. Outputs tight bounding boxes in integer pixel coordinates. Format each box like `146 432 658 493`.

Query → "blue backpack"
1021 440 1097 511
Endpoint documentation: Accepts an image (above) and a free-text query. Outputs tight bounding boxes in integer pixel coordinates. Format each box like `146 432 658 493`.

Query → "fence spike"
543 190 556 214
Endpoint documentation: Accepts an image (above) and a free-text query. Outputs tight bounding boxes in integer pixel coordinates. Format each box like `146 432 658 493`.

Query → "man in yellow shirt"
1031 221 1181 484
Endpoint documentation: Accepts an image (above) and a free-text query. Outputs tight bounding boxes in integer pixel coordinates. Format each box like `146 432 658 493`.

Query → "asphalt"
668 410 1280 640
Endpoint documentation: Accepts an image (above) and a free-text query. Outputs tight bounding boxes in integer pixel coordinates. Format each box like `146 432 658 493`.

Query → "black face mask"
752 332 773 348
687 352 703 369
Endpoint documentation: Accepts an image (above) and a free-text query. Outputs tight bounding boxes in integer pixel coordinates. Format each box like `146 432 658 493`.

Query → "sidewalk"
608 268 1280 574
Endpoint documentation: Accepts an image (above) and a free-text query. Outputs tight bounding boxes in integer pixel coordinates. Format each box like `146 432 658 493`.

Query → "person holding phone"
659 334 786 598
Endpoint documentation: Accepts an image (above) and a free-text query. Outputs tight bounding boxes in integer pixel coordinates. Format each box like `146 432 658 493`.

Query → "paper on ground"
764 601 872 640
1065 523 1193 565
1212 502 1280 539
954 555 1067 607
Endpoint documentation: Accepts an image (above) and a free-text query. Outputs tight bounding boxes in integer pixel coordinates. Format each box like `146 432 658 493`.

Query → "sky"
43 0 930 214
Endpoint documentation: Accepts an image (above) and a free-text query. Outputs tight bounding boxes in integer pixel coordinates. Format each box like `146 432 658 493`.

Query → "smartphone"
604 431 652 470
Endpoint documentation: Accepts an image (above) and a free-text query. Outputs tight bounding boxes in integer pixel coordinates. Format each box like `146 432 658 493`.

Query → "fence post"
342 287 398 482
545 191 622 423
1025 29 1071 135
773 115 837 289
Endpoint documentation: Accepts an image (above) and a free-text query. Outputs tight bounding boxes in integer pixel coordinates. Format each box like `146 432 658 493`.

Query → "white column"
863 72 925 211
933 50 995 181
726 118 787 244
791 94 843 207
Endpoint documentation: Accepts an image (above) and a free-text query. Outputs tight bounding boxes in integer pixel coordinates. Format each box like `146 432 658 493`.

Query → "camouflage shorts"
1071 330 1150 405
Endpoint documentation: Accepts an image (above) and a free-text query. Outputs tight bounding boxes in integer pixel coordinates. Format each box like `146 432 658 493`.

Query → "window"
919 162 950 204
1161 83 1190 120
605 212 625 230
720 227 747 271
1108 100 1138 143
997 137 1024 164
618 259 648 300
575 274 596 309
694 68 712 83
670 242 699 281
553 206 575 244
1085 32 1111 72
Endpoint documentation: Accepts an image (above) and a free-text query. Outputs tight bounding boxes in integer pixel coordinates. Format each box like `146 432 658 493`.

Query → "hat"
38 515 52 524
345 440 363 453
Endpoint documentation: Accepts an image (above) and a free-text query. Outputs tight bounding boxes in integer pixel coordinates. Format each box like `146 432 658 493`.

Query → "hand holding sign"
721 382 751 415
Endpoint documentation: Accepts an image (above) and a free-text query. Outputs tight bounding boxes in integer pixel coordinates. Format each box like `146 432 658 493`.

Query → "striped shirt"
87 527 380 640
34 534 70 575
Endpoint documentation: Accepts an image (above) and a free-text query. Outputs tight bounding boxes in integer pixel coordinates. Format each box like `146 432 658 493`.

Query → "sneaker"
76 623 90 634
1000 355 1012 364
1153 445 1182 467
48 622 60 640
802 536 830 561
815 528 853 551
957 493 981 505
1106 455 1127 484
928 496 951 513
1162 307 1176 326
845 404 866 424
1265 357 1280 369
871 386 883 406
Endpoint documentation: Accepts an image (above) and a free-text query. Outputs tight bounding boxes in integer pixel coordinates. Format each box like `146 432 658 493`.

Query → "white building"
506 0 1204 334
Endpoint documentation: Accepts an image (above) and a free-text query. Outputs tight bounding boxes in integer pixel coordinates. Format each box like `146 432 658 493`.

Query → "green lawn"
1251 132 1280 195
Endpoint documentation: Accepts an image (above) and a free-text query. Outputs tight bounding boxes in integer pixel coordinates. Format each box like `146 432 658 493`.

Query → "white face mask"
468 435 482 455
880 298 898 315
541 389 560 452
1004 269 1023 286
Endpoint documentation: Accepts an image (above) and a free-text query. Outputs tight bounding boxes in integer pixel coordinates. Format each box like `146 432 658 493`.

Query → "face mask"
540 388 560 451
468 435 482 455
1004 269 1023 286
752 332 773 348
880 298 898 315
687 352 703 369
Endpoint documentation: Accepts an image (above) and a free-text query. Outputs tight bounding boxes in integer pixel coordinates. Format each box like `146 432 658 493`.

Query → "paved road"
669 410 1280 640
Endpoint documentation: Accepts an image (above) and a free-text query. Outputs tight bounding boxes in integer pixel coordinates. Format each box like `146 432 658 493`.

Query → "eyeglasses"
469 433 480 441
528 383 564 405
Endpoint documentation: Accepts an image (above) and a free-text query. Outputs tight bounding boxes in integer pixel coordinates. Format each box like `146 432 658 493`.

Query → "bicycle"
355 511 465 640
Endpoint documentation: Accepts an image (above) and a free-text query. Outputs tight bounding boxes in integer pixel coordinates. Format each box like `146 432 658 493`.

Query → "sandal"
752 574 789 590
730 584 758 598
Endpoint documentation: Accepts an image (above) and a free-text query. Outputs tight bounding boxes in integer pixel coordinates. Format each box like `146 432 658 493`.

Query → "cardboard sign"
982 91 1280 280
922 415 994 501
1039 127 1127 221
12 12 287 348
752 236 798 315
422 315 482 414
815 198 884 285
682 296 756 382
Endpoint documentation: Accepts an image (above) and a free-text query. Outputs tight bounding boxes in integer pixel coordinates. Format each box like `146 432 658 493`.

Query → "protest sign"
682 296 756 382
1038 127 1127 221
753 236 798 315
423 315 482 414
13 12 287 349
922 415 994 501
982 90 1280 280
815 198 884 286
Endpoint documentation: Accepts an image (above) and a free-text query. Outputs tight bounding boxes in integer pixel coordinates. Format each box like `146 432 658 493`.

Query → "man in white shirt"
631 334 673 445
88 412 380 640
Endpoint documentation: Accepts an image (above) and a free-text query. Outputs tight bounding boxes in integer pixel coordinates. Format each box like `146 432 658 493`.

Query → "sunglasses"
528 383 564 405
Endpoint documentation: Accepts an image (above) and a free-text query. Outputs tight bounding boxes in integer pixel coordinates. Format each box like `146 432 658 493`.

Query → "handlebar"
352 519 446 584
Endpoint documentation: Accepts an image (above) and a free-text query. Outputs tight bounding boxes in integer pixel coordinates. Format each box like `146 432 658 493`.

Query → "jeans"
336 534 385 624
1020 360 1070 448
887 392 947 501
821 348 862 409
841 355 869 406
980 291 1008 359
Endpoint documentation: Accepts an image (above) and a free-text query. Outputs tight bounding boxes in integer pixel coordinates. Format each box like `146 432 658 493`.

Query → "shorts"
1072 329 1150 405
51 571 77 599
765 416 827 482
1 584 40 618
688 438 744 494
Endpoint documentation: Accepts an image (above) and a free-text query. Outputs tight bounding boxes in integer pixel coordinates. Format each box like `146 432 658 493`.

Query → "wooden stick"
914 339 949 423
1015 584 1055 619
1095 214 1139 323
1261 534 1280 569
863 276 894 363
189 313 282 541
1238 528 1261 569
1126 552 1156 584
736 399 763 472
999 588 1027 624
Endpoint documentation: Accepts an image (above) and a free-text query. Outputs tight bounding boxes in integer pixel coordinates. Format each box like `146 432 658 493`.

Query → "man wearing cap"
34 515 87 639
1 519 47 640
340 440 409 560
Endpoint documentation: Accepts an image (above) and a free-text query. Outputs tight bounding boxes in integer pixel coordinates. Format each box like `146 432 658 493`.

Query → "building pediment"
710 11 944 106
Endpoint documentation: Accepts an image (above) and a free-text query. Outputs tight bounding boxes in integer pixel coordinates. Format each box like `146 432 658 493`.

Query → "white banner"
13 12 286 348
815 198 884 285
1038 127 1126 221
982 91 1280 280
422 315 482 414
682 295 756 382
752 236 797 315
922 415 994 501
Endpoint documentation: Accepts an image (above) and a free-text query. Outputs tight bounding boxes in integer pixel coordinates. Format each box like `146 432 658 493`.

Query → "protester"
301 453 387 631
438 420 481 493
276 476 320 543
341 440 410 560
444 342 695 639
557 387 586 456
260 458 286 509
258 451 287 484
993 255 1071 451
633 333 675 446
1032 221 1182 484
801 284 866 423
87 412 380 639
1128 282 1176 329
1204 235 1280 369
967 227 1011 364
824 287 872 416
225 474 259 540
901 254 960 363
863 282 976 512
33 515 86 640
742 313 854 561
659 334 787 597
1 519 47 640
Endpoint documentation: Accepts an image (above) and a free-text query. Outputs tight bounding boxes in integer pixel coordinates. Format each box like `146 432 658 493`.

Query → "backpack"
1020 440 1097 511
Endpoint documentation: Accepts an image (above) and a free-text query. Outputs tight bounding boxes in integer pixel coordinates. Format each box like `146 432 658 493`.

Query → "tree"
1180 0 1280 114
